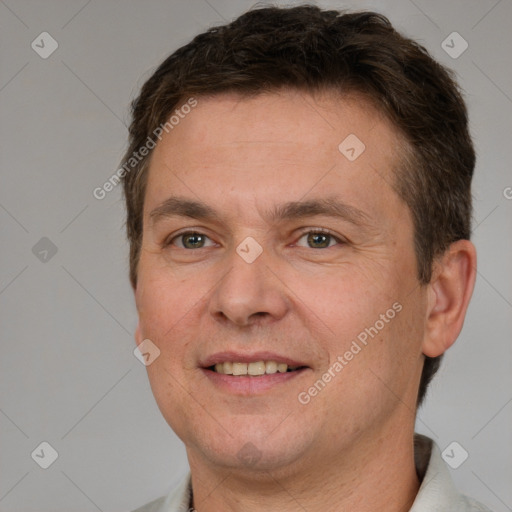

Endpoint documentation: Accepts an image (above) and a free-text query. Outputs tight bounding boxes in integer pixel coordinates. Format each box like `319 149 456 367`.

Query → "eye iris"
307 232 330 248
183 233 205 248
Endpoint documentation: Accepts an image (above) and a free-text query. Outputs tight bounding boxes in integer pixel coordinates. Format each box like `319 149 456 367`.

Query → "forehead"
144 89 407 223
153 89 399 155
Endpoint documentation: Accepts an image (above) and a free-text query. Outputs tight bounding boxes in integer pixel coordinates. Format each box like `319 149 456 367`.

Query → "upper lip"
200 351 309 368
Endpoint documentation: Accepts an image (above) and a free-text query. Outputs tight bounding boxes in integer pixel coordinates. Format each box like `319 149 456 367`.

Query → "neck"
187 422 420 512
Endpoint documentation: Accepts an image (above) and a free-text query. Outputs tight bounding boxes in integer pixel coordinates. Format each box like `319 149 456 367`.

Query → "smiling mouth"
209 361 307 376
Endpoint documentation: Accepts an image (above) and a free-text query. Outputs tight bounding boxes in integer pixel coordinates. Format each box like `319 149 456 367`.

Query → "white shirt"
131 435 492 512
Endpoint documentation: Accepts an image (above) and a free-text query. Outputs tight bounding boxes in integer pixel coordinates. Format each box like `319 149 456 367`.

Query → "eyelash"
165 228 344 249
295 228 344 247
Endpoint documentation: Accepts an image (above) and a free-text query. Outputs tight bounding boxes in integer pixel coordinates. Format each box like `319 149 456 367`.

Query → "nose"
208 248 289 327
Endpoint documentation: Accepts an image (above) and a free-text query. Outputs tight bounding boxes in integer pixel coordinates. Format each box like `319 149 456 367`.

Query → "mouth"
208 360 307 376
200 352 310 393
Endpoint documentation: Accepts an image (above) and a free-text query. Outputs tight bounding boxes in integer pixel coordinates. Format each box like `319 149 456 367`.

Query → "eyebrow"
266 197 371 227
149 196 372 228
150 197 221 223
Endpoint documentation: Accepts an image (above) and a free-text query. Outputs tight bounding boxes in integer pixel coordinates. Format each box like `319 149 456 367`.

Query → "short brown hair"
121 5 475 407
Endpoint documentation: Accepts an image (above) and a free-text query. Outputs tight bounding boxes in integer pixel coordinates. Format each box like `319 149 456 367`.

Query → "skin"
134 89 476 512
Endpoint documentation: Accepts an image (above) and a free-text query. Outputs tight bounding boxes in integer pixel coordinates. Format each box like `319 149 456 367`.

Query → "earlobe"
422 240 477 358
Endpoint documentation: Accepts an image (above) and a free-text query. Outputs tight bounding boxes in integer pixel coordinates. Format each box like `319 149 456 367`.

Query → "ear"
135 323 143 347
133 280 145 347
422 240 477 358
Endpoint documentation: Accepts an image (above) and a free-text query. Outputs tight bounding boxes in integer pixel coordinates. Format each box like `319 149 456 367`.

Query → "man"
122 5 490 511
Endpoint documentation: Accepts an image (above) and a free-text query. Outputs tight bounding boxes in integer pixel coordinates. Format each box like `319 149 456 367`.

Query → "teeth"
248 361 266 376
211 360 302 376
265 361 277 374
232 362 248 375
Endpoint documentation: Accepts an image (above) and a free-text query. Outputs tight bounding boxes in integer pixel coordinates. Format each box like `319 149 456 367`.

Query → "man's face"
135 90 427 473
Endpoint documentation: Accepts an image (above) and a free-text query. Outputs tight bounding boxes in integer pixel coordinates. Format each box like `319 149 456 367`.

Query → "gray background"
0 0 511 511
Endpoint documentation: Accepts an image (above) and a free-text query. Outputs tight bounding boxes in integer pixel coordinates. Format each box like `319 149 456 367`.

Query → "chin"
182 419 317 476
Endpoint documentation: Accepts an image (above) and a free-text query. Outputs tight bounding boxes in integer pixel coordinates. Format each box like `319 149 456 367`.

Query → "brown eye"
307 232 331 248
296 230 340 249
182 233 205 248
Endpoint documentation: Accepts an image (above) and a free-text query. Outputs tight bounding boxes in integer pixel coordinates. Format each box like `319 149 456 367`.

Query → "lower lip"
201 368 309 394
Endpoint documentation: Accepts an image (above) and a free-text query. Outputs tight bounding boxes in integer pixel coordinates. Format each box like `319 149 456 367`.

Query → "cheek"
348 294 425 402
311 307 423 438
291 261 422 387
135 271 205 380
135 266 207 431
284 260 402 338
136 258 203 334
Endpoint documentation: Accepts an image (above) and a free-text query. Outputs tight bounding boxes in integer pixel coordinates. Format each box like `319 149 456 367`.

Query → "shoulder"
130 473 191 512
459 494 494 512
412 434 494 512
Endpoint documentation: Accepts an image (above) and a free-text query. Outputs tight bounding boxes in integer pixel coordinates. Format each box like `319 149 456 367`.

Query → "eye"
295 230 343 249
168 231 216 249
